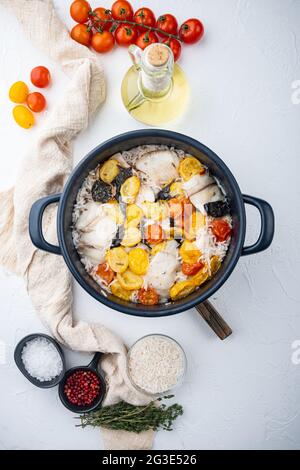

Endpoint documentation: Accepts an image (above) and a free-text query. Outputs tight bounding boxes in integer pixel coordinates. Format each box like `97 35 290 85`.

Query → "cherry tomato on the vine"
156 14 178 38
115 24 138 46
92 7 113 31
91 31 115 53
26 92 46 112
70 0 91 24
210 219 231 242
70 23 92 46
30 66 51 88
111 0 133 21
162 37 181 61
179 18 204 44
133 7 156 32
136 31 158 50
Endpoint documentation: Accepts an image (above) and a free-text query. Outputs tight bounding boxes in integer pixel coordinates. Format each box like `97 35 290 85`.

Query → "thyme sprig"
76 395 183 433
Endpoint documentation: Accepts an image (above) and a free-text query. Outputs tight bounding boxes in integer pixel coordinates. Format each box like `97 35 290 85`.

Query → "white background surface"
0 0 300 450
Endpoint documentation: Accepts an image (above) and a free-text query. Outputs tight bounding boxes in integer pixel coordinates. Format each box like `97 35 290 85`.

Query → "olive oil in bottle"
121 43 189 126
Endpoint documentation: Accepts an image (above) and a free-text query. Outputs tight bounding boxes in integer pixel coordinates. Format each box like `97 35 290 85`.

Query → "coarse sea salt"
21 337 63 382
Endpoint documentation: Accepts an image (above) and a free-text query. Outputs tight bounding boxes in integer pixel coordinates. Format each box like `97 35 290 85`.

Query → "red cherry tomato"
26 92 46 113
70 23 92 46
182 261 204 276
210 219 231 242
179 18 204 44
145 224 164 245
138 287 159 305
70 0 91 24
133 7 156 32
156 14 178 38
136 31 158 50
115 24 138 46
111 0 133 21
30 66 51 88
162 37 181 61
96 262 115 284
91 31 115 53
92 7 113 31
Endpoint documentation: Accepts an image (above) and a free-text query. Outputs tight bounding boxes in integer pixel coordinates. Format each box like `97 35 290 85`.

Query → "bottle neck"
136 43 174 99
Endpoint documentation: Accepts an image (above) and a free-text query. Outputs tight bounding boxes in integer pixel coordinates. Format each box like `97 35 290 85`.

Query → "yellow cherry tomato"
12 105 34 129
117 270 143 291
111 281 133 301
121 227 141 247
191 266 209 287
179 240 201 264
99 159 120 183
170 181 185 198
179 156 204 181
125 204 143 227
170 280 196 301
185 211 206 240
209 256 221 277
9 81 29 103
141 201 168 221
128 248 149 275
120 176 140 203
151 241 166 256
107 247 128 273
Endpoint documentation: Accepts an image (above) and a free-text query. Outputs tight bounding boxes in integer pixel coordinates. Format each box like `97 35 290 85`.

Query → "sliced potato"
125 204 143 228
121 227 142 247
120 176 140 203
179 240 201 264
99 160 120 183
141 201 168 221
170 280 196 301
107 247 128 273
128 248 149 275
111 281 132 301
151 241 166 256
117 270 143 291
179 156 204 181
170 181 185 198
210 256 221 277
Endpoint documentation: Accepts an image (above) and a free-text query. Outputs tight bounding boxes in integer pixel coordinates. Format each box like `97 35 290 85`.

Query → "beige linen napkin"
0 0 154 450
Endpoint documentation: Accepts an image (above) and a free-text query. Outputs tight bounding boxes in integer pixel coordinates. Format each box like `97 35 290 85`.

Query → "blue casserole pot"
29 130 274 317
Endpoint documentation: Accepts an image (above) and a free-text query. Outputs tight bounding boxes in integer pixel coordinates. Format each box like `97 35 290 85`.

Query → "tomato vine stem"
89 12 182 41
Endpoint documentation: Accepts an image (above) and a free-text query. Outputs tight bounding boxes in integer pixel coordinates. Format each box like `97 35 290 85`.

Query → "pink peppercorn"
64 370 100 406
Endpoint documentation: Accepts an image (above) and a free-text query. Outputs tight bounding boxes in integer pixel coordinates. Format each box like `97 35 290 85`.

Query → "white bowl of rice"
127 334 187 396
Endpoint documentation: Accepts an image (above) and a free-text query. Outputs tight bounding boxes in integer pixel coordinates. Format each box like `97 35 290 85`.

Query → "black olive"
204 200 231 218
156 182 172 201
113 167 133 198
91 180 112 203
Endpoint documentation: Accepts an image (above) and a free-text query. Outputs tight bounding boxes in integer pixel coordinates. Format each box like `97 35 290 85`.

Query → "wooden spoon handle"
195 300 232 340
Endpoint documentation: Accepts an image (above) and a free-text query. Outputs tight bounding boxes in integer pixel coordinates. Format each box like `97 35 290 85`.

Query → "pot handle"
29 194 62 255
195 300 232 340
242 195 274 256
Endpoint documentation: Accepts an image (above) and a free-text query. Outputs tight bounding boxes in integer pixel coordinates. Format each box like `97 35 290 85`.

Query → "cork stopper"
146 44 169 67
